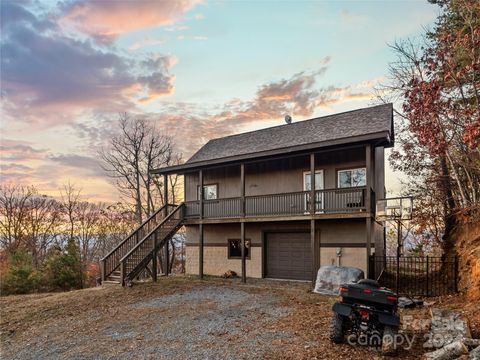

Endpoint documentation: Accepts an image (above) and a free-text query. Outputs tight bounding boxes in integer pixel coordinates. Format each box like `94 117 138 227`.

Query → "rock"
313 266 364 295
398 297 424 308
425 308 472 348
424 340 468 360
470 345 480 360
223 270 237 278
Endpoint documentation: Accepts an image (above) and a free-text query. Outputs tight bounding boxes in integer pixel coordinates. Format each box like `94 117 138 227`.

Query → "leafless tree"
24 194 62 266
100 114 180 224
96 202 136 258
0 185 34 252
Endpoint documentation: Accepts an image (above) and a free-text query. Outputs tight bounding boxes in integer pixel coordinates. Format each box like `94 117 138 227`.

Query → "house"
100 103 394 286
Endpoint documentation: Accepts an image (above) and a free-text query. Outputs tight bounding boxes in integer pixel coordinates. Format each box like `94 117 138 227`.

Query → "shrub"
43 239 83 291
0 250 41 295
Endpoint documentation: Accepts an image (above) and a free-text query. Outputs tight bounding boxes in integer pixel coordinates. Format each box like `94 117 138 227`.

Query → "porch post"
365 144 372 215
310 153 316 286
163 174 169 276
310 153 315 215
311 220 316 286
163 174 169 217
199 169 204 279
152 232 158 282
240 163 246 283
365 144 372 274
164 241 169 276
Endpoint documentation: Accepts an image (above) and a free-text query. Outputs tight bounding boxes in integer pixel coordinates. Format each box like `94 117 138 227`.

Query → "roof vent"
284 115 292 124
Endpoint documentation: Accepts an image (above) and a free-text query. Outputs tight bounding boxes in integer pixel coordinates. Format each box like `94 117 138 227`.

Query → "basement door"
265 232 312 281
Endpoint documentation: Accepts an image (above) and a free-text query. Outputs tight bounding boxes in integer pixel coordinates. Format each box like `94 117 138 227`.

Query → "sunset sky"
0 0 438 202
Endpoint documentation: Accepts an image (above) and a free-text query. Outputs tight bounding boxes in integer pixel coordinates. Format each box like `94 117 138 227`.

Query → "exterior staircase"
100 203 185 286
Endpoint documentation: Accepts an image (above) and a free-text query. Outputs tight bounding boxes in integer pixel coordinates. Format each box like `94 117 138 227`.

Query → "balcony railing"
184 186 371 219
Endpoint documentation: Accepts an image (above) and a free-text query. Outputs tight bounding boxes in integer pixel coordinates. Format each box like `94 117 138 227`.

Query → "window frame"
227 239 251 259
337 167 367 188
197 183 218 200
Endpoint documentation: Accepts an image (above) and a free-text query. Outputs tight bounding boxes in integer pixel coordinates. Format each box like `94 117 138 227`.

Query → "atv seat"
357 279 380 288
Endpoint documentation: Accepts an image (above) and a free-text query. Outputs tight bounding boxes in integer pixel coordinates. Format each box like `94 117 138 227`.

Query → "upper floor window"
198 184 218 200
338 168 366 188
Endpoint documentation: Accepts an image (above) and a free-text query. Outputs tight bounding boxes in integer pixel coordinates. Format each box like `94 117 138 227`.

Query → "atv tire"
381 325 398 356
329 312 346 344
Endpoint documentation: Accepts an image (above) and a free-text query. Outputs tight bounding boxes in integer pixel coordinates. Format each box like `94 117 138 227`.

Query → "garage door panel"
266 232 312 281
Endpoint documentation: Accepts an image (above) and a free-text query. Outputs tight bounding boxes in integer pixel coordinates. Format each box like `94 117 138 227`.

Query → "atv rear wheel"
329 312 346 344
381 325 398 355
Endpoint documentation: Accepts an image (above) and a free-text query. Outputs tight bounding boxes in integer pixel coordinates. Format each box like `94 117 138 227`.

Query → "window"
338 168 366 188
228 239 250 259
197 184 218 200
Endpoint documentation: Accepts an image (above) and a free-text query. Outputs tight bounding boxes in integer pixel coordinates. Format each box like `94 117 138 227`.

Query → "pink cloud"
61 0 201 42
1 3 177 128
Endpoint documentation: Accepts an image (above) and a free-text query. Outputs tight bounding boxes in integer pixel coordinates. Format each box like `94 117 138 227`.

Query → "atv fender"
377 313 400 327
332 302 352 317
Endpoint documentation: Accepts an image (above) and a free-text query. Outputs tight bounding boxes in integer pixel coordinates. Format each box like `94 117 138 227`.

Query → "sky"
0 0 439 202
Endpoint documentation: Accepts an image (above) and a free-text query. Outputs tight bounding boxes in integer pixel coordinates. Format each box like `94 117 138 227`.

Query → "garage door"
265 232 312 281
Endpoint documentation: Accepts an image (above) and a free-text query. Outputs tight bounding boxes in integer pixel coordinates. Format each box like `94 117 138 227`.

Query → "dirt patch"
454 214 480 301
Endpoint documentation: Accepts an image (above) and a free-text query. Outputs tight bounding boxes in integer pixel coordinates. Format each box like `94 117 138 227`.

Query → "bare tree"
100 114 179 224
24 194 62 266
97 202 136 258
0 185 34 252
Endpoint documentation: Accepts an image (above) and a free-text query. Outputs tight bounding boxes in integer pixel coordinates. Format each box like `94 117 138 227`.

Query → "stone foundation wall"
319 247 367 274
186 246 262 278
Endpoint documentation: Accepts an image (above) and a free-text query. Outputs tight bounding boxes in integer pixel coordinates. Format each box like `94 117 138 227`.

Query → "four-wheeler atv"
329 279 400 355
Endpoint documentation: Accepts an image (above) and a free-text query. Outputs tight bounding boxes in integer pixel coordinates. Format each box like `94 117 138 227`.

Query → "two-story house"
101 103 393 286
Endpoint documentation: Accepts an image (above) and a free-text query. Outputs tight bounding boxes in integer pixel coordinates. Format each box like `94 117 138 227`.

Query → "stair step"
103 280 121 285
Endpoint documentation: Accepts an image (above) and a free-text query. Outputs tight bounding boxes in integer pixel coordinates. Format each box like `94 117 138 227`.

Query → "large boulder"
314 265 364 295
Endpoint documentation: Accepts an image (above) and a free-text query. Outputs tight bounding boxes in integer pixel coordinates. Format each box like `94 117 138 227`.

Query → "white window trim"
197 184 218 200
337 167 367 188
302 170 324 191
303 170 324 213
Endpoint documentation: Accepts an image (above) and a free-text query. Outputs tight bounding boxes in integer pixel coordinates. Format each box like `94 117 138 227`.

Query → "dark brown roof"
153 103 393 174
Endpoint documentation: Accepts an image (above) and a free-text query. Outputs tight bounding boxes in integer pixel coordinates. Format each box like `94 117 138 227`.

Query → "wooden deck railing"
100 204 176 280
246 191 308 216
120 203 185 285
184 187 371 219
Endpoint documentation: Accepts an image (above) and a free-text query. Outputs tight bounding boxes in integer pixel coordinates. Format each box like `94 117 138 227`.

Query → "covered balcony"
184 186 375 220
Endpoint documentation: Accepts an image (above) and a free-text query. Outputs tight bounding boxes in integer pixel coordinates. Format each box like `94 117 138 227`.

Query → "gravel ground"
0 278 298 360
0 276 433 359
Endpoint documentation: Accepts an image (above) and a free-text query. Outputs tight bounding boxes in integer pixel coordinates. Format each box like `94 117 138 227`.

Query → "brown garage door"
265 232 312 281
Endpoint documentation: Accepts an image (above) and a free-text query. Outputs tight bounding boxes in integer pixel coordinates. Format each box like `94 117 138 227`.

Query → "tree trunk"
440 155 456 257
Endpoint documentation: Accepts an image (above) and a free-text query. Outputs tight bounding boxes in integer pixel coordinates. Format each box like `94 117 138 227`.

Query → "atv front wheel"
381 325 398 355
329 312 346 344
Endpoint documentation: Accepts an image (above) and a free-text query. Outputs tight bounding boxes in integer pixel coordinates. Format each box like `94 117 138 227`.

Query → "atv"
329 279 400 355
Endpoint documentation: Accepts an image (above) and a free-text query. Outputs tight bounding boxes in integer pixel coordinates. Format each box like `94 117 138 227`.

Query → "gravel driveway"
1 278 301 360
1 276 426 359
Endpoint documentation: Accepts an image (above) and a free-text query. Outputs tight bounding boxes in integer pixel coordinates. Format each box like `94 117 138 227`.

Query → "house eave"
152 130 392 175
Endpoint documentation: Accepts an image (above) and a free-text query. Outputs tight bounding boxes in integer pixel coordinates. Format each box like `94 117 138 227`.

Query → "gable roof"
153 103 394 175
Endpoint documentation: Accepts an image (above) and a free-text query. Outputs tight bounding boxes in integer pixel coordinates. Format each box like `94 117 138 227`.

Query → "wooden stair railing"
119 203 185 286
100 204 177 281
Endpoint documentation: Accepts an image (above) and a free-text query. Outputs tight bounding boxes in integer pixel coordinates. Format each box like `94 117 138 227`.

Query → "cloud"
0 139 48 161
60 0 201 43
0 3 176 128
165 25 190 32
0 163 34 182
49 154 104 177
142 63 380 157
129 37 166 50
